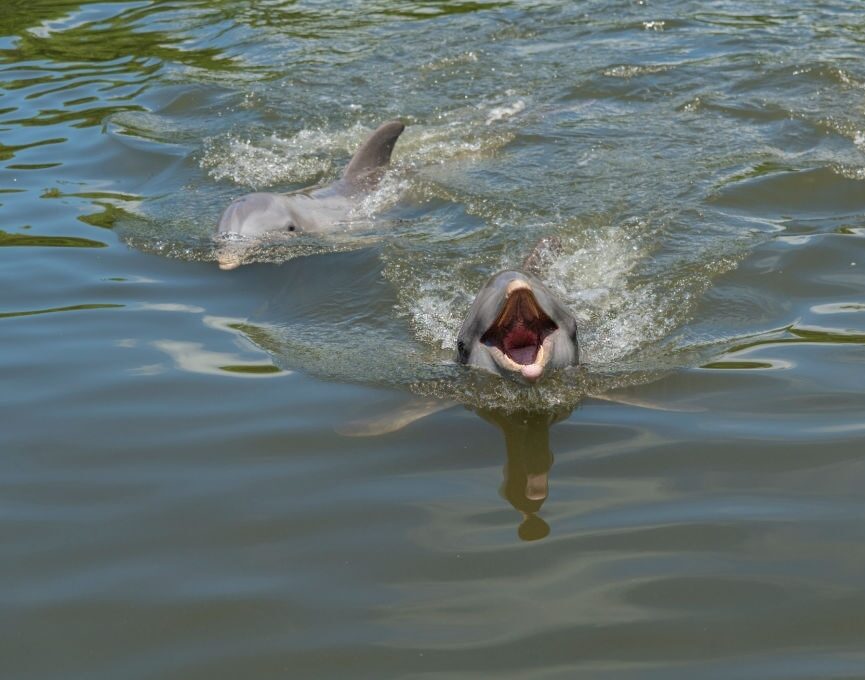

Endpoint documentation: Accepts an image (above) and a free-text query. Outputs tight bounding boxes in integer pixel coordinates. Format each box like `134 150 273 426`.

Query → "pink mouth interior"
503 325 542 364
481 289 557 366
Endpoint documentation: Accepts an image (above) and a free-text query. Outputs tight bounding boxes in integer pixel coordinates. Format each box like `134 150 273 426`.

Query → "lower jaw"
490 345 548 382
519 363 543 381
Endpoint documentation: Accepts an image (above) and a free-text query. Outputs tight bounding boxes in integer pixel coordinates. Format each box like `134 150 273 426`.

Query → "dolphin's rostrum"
216 120 406 270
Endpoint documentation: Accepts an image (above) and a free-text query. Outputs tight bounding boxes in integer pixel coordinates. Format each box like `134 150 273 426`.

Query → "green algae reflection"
0 231 107 248
0 303 123 319
218 364 282 375
702 361 775 370
77 202 127 230
1 0 240 75
729 326 865 353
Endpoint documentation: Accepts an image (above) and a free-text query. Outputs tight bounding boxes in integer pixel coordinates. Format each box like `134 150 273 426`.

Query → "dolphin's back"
214 121 405 265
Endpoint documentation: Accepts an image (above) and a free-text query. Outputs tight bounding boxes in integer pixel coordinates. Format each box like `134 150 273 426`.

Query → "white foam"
395 123 514 169
421 51 479 72
412 283 467 351
200 122 375 188
543 224 660 364
201 135 332 188
396 214 726 372
350 172 408 221
485 100 526 125
200 115 515 191
602 64 670 79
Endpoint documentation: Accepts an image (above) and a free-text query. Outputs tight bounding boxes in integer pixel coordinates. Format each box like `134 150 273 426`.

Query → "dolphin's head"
216 193 300 270
456 271 578 383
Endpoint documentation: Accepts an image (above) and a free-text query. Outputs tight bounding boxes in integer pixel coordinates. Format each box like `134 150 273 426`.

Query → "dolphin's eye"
287 224 296 232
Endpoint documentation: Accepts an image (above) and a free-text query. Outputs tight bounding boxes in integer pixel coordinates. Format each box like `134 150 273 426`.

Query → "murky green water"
4 1 865 678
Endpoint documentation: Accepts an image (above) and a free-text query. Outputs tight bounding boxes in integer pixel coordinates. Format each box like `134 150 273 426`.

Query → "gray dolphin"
215 120 406 270
456 238 579 383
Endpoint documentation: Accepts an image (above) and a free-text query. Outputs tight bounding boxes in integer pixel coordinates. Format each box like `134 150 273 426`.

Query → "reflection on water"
150 339 285 378
0 302 123 319
477 408 569 541
0 231 107 248
344 402 571 541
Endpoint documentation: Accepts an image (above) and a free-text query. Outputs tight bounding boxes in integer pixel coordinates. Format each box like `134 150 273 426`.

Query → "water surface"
3 2 865 678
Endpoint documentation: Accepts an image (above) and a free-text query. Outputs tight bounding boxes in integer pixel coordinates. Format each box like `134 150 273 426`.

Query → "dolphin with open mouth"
456 239 579 383
215 119 406 270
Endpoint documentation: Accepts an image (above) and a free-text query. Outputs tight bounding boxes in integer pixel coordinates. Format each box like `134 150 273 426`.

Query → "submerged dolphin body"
215 120 406 270
456 239 579 383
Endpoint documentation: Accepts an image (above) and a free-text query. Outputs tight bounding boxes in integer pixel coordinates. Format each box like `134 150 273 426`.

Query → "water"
3 1 865 678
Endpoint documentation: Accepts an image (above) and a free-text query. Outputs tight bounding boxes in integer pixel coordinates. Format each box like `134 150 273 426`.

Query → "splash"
199 111 517 192
485 100 526 125
199 124 375 188
127 106 752 412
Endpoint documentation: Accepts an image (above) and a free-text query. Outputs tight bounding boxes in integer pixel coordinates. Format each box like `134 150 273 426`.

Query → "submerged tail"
342 119 406 188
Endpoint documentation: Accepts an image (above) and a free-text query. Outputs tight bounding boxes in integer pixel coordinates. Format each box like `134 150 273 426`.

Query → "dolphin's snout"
505 279 531 296
520 363 544 382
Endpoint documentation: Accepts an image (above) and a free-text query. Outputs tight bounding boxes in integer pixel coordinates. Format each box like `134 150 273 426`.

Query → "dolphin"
215 119 406 270
456 238 579 383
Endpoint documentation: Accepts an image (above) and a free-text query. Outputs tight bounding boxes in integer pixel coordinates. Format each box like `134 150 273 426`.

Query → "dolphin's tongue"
503 324 539 365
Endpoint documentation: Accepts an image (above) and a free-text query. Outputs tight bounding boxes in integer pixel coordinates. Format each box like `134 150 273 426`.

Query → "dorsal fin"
342 119 405 187
522 236 563 276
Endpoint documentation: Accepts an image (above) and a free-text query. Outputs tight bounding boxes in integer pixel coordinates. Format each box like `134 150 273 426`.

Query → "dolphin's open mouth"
481 285 557 371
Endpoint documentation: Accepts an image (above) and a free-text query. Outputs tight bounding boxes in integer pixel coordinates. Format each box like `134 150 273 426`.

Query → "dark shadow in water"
475 407 572 542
